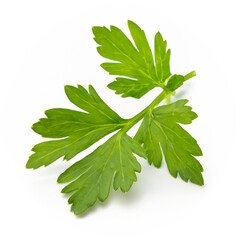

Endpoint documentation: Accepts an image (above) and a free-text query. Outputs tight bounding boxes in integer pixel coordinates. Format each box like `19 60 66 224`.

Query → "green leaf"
93 20 171 98
26 85 126 169
166 74 185 91
135 100 203 185
57 132 146 215
107 77 156 99
155 32 171 83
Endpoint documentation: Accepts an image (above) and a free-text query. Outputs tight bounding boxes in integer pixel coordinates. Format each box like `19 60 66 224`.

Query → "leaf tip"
61 188 66 193
64 85 71 95
25 163 30 169
57 174 66 184
25 161 36 170
195 178 204 186
127 19 133 25
127 19 137 26
92 26 102 35
88 84 94 92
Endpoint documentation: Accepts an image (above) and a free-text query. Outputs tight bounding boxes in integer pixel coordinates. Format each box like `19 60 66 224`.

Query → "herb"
134 99 203 184
93 20 171 98
26 20 203 215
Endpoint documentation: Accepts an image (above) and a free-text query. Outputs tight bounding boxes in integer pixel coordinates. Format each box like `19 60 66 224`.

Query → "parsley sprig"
26 20 203 215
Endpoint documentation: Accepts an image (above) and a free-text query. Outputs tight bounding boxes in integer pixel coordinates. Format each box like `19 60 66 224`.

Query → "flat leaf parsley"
27 20 203 215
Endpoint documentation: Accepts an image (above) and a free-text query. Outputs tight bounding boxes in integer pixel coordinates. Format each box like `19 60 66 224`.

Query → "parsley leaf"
26 85 126 169
134 100 203 185
93 20 171 98
57 132 146 215
27 21 204 215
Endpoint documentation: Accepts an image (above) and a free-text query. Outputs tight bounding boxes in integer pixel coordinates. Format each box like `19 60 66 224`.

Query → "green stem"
119 71 195 134
184 70 196 81
120 90 169 134
165 94 171 105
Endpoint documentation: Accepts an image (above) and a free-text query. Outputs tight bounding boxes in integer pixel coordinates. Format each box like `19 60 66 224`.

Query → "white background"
0 0 239 239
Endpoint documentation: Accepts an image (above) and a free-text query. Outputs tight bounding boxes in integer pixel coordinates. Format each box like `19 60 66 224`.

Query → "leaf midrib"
29 125 120 166
104 36 160 86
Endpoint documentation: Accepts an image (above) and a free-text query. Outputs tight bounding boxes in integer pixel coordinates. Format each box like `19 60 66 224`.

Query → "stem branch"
119 71 195 134
184 71 196 81
120 90 169 133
